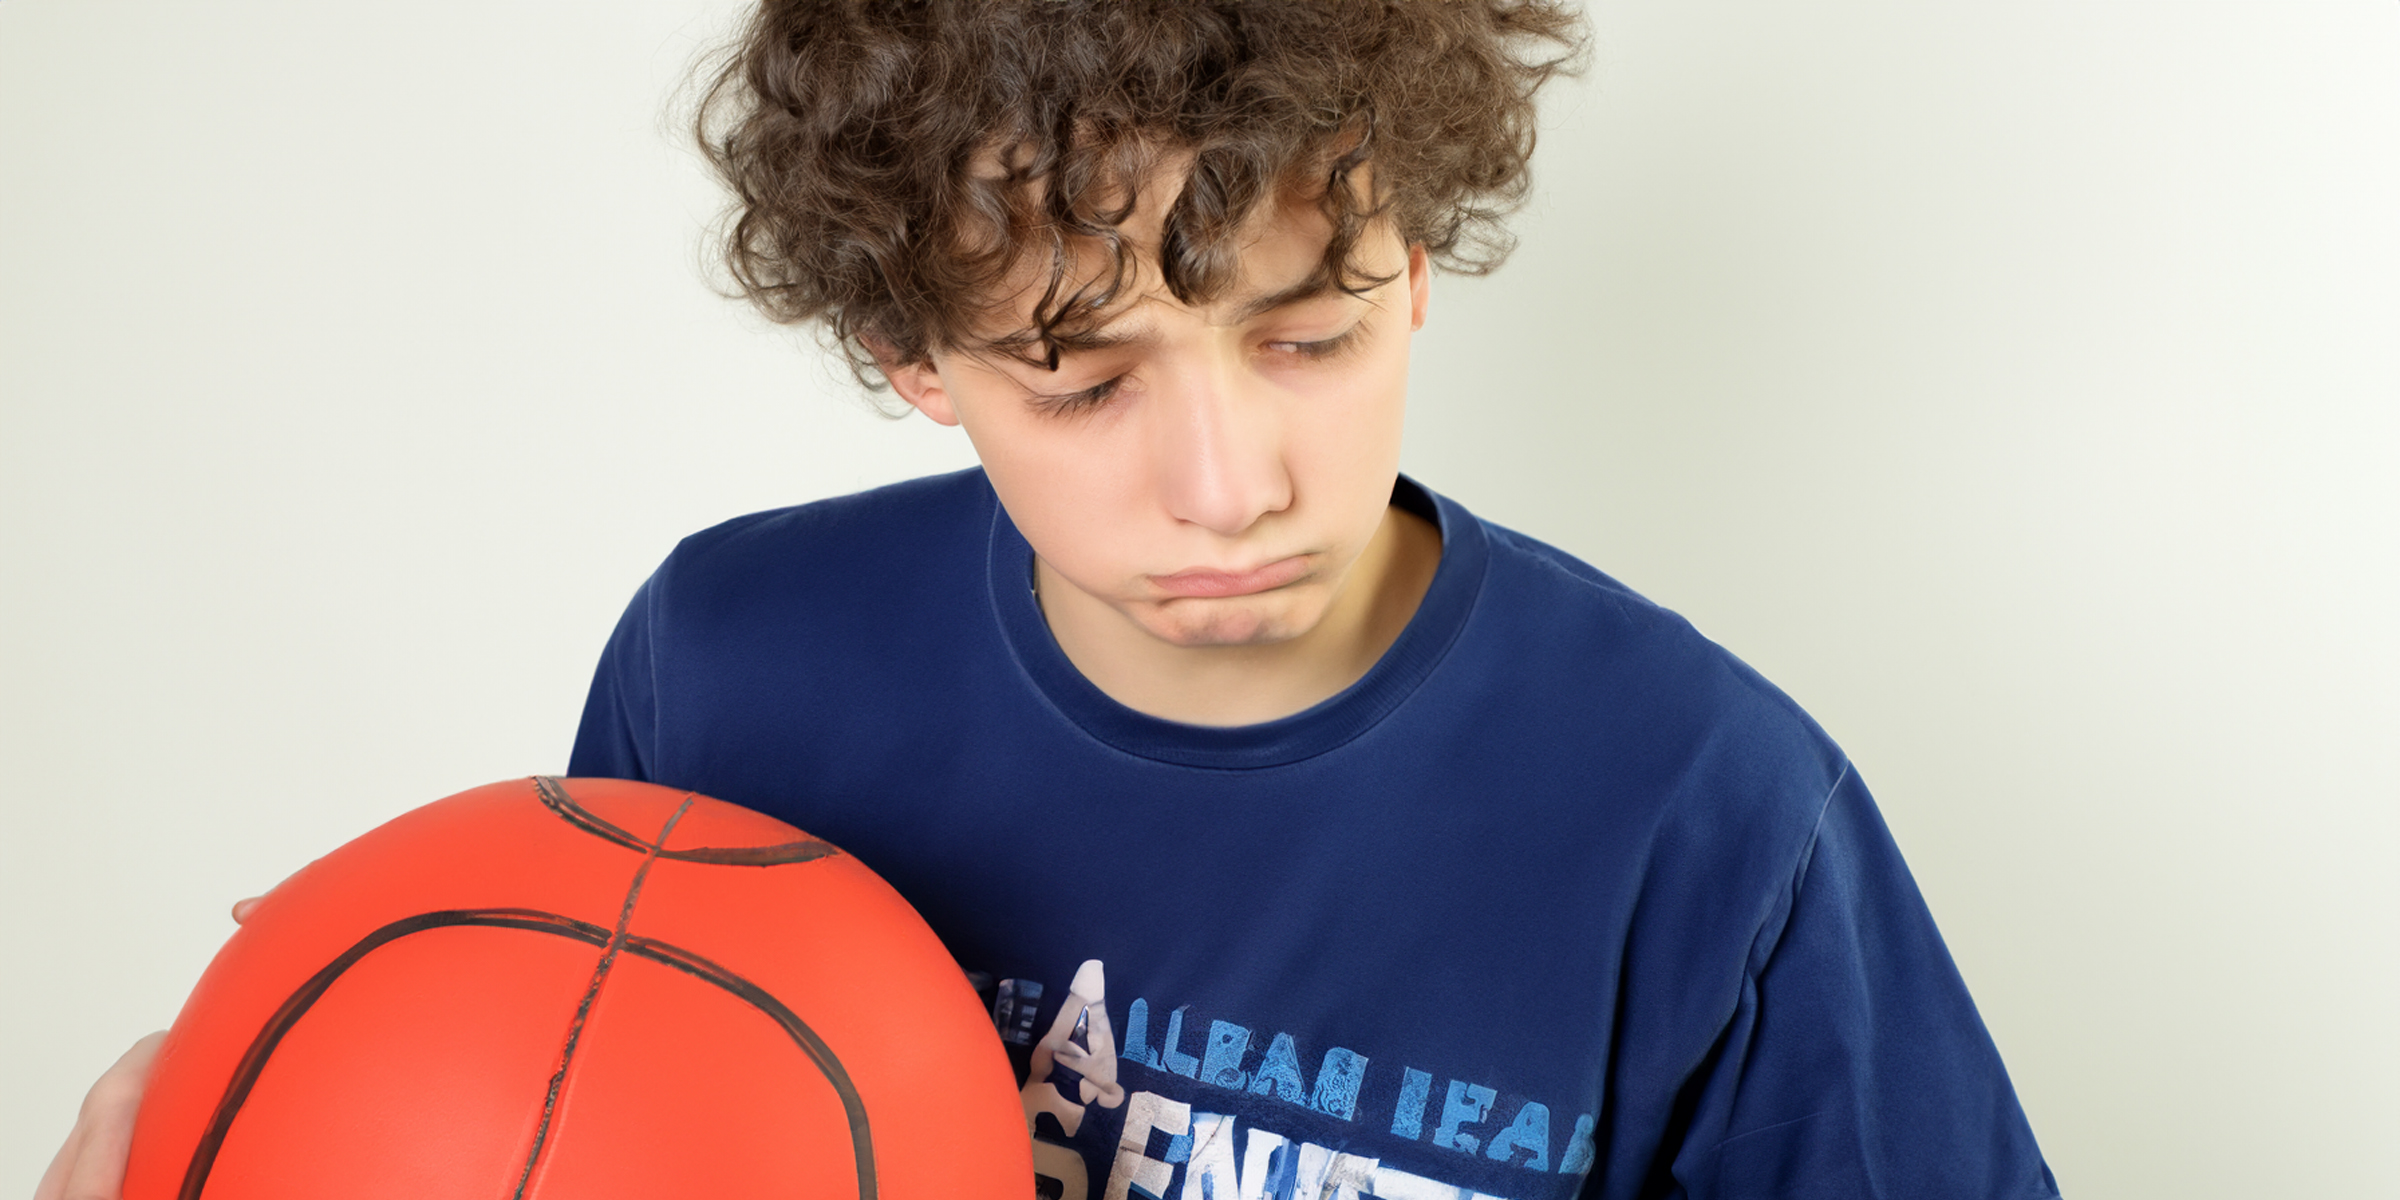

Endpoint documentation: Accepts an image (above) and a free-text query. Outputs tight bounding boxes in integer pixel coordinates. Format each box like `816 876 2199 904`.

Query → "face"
880 176 1431 650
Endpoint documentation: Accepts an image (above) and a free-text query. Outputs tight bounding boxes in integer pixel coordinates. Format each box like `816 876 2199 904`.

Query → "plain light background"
4 2 2394 1196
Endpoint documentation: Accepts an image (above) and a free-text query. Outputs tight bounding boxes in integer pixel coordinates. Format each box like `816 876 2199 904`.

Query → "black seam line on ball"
176 909 613 1200
509 795 695 1200
533 776 842 866
620 933 877 1200
177 906 877 1200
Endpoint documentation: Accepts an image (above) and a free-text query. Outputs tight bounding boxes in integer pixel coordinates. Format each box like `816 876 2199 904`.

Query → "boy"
46 3 2056 1197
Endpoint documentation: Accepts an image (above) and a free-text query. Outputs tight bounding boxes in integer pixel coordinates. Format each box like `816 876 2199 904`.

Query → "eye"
1032 374 1123 416
1270 323 1366 361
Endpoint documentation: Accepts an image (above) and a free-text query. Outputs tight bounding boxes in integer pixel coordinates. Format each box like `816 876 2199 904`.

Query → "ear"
861 334 961 426
1406 242 1431 332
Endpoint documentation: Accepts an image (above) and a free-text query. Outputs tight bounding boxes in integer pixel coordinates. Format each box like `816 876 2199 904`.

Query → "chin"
1141 599 1311 648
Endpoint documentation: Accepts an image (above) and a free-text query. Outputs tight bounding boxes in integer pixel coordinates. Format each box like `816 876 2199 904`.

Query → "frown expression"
879 181 1430 651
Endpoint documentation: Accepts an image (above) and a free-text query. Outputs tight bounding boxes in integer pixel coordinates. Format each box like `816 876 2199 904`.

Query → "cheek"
962 410 1153 580
1285 338 1410 502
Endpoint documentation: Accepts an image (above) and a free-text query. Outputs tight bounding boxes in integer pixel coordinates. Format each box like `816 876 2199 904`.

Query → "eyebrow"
1228 273 1347 323
1001 274 1354 359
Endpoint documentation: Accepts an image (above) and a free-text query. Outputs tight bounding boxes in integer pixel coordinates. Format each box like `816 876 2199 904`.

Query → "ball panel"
531 776 686 855
126 781 639 1200
523 952 862 1200
128 777 1030 1198
650 787 825 855
626 854 1030 1198
247 779 642 935
544 779 839 866
194 923 599 1200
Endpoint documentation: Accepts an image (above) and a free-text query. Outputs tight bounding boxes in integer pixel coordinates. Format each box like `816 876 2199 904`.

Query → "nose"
1150 359 1291 538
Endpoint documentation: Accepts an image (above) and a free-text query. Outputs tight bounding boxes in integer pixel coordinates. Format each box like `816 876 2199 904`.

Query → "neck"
1035 503 1444 726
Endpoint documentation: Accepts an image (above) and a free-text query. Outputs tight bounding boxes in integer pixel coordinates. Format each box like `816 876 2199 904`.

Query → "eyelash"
1036 325 1366 416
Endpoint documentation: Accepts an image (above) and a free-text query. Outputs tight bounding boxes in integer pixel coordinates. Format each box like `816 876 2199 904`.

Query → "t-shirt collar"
984 473 1489 768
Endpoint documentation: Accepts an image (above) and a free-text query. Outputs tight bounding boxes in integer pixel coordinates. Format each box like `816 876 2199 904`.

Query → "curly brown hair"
695 0 1587 386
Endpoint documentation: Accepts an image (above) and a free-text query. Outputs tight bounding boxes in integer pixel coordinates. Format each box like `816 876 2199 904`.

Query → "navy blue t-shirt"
568 469 2057 1200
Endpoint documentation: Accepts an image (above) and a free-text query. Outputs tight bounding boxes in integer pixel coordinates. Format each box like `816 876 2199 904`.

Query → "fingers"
32 1121 84 1200
233 862 308 923
40 1032 168 1200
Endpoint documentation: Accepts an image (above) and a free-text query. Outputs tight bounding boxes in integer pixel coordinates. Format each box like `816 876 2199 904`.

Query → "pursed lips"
1147 555 1314 599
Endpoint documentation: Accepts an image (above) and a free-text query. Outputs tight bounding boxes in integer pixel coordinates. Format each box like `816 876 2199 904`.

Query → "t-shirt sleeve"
1665 765 2061 1199
566 573 659 782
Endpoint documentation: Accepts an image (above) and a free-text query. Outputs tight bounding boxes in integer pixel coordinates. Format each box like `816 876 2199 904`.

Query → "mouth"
1148 555 1313 599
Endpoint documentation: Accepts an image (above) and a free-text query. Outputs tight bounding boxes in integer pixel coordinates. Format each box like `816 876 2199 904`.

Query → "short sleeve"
1667 766 2060 1199
566 572 659 782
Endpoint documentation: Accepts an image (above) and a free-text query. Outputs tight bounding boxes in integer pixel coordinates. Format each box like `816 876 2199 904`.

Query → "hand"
36 895 261 1200
34 1032 167 1200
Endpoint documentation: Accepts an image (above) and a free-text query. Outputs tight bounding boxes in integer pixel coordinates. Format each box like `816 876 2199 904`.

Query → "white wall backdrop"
4 3 2393 1196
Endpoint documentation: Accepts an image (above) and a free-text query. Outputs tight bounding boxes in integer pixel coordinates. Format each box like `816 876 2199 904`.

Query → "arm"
1658 766 2061 1199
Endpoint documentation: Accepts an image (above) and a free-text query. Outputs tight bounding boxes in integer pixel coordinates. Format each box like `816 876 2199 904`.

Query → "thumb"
38 1032 168 1200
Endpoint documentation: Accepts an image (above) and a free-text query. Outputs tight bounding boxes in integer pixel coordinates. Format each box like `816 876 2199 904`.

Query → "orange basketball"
122 776 1029 1200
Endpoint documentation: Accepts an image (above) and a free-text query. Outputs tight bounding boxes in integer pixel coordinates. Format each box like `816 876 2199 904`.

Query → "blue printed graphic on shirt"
1000 959 1597 1200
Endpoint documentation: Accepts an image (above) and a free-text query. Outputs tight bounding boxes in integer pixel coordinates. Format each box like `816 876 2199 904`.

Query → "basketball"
120 776 1030 1200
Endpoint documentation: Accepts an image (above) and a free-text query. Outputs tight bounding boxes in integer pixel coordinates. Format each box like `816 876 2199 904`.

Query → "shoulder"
665 466 993 577
643 467 996 626
1474 511 1841 777
1449 503 1851 877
